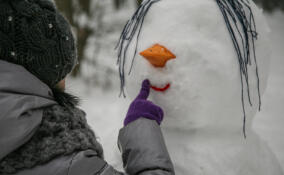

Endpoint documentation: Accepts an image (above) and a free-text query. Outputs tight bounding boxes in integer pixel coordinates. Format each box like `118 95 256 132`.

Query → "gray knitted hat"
0 0 77 87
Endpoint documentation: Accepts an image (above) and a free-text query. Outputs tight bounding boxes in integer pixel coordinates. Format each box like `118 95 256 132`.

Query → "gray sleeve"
13 150 126 175
118 118 175 175
68 150 124 175
99 165 124 175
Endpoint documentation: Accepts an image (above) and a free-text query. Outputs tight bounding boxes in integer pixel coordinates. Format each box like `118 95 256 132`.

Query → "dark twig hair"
115 0 160 97
116 0 260 138
216 0 259 138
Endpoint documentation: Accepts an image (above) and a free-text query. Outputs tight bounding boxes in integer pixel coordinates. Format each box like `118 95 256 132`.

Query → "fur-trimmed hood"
0 60 80 160
0 60 103 174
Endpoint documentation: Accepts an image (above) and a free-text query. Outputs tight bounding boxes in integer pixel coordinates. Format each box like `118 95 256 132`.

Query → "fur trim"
51 88 80 108
0 104 103 174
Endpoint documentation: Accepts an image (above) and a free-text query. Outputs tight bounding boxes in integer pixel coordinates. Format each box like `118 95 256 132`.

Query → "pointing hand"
124 80 164 126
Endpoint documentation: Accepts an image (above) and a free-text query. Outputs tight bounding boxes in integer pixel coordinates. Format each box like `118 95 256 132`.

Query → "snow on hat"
0 0 77 87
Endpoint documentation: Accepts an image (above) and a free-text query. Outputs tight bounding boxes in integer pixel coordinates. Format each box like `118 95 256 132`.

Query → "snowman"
116 0 283 174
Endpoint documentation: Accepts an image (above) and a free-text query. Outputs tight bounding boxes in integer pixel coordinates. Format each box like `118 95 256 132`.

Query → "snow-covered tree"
54 0 105 76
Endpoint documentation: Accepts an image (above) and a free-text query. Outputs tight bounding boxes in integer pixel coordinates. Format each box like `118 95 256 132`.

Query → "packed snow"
67 3 284 174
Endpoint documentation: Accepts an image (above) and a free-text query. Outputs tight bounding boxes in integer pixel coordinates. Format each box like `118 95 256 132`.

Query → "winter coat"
0 60 175 175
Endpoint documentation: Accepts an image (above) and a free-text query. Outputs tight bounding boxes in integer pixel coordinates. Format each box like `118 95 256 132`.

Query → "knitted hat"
0 0 77 87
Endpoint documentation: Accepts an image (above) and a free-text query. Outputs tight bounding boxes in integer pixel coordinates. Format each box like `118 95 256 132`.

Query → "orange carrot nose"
139 44 176 68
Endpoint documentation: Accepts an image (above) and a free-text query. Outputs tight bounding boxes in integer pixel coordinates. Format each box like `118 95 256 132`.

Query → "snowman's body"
119 0 283 174
162 128 282 175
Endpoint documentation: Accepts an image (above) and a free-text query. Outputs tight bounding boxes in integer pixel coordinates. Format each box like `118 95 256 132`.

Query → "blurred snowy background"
54 0 284 171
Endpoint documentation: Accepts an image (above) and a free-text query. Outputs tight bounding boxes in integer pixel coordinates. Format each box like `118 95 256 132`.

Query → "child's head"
0 0 77 88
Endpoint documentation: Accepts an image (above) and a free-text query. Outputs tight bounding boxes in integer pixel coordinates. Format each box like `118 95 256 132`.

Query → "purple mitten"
124 80 164 126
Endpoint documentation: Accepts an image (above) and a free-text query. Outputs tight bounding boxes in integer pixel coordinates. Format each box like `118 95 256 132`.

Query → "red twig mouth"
151 83 171 92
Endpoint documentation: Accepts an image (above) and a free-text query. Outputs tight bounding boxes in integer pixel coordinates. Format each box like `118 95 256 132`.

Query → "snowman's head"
117 0 270 133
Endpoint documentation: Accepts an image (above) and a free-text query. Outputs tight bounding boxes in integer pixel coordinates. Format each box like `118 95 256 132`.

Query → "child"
0 0 174 174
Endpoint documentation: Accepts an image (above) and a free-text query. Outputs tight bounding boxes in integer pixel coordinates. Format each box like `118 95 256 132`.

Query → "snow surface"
253 10 284 170
67 9 284 174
